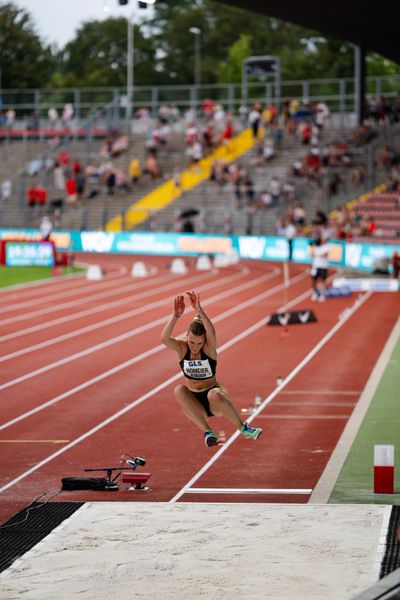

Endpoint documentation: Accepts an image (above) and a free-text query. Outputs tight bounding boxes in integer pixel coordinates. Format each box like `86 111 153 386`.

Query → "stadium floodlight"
189 27 202 88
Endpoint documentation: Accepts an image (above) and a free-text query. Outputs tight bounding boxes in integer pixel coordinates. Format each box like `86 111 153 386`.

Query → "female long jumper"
161 290 263 447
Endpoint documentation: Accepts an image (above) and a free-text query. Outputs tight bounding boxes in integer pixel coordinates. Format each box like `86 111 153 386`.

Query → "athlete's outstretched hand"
186 290 201 312
174 295 185 317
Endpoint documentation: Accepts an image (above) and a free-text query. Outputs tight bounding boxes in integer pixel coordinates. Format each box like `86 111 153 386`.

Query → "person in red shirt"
36 185 47 207
367 217 376 235
27 184 38 208
58 149 70 166
221 117 234 144
391 251 400 279
65 177 77 206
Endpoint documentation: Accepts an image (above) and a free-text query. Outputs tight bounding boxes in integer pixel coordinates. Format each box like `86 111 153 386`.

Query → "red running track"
0 252 398 523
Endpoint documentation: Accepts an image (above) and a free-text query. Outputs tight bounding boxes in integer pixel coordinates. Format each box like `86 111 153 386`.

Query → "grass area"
329 337 400 505
0 265 83 288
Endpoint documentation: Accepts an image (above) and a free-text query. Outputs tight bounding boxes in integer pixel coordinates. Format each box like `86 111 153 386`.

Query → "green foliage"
218 34 251 83
0 1 55 88
0 0 399 93
53 18 157 88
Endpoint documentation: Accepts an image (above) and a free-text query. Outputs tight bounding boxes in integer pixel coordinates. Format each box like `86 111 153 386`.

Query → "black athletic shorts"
191 388 214 417
311 267 328 281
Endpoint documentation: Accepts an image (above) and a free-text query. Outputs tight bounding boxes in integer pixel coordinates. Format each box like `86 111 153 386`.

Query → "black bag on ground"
61 477 111 491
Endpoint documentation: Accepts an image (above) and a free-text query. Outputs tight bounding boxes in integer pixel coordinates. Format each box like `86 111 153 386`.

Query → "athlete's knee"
208 388 225 406
174 384 188 402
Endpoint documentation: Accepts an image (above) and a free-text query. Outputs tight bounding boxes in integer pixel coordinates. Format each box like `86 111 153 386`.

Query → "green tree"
51 17 157 89
218 34 251 84
147 0 399 86
0 1 55 88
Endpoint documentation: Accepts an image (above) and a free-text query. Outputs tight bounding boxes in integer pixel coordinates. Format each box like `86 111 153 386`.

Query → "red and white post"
374 444 394 494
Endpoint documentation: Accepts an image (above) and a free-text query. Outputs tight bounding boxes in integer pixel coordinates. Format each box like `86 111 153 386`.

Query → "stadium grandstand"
0 1 399 599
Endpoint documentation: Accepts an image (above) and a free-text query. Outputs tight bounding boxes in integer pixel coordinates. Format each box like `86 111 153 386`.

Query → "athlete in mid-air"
161 290 263 447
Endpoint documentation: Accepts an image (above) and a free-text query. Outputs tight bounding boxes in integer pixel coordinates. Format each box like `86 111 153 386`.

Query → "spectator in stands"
298 120 312 145
270 176 281 205
27 184 38 211
111 135 129 158
40 215 53 240
314 101 330 132
327 169 341 195
58 149 70 167
293 203 306 227
36 184 48 213
258 189 273 209
48 106 58 128
248 102 262 139
221 116 234 145
62 103 74 128
243 174 256 211
186 140 203 166
27 110 39 132
201 98 215 120
1 179 12 200
145 153 160 180
282 181 296 203
53 161 65 191
129 157 141 183
5 108 15 131
75 167 86 199
391 251 400 279
115 169 129 195
65 176 77 207
104 169 115 195
273 123 283 150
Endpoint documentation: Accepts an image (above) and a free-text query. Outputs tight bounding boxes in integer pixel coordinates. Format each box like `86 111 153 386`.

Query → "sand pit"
0 502 390 600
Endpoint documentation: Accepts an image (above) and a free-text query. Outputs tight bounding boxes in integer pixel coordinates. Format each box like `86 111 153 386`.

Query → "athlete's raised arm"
186 291 216 348
160 295 186 353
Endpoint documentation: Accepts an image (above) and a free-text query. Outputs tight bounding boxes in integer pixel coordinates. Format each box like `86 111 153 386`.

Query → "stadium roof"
217 0 400 65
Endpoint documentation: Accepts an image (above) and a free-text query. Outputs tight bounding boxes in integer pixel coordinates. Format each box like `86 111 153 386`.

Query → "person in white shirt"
40 215 53 241
309 238 329 301
285 220 297 261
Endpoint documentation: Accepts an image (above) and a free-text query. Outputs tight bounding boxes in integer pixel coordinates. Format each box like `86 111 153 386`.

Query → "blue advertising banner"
0 228 398 271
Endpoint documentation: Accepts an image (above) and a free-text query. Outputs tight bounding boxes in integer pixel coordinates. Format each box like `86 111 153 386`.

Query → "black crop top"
179 348 217 380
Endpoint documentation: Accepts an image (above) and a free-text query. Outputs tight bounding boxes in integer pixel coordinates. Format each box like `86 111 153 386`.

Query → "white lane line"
0 269 303 391
168 290 372 504
255 414 348 420
280 390 361 395
0 280 312 490
0 262 159 313
0 264 258 361
0 265 220 326
273 401 357 407
183 488 313 495
0 264 242 342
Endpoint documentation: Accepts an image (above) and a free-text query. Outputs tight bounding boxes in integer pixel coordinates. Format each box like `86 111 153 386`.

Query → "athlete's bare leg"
174 384 209 432
208 387 243 429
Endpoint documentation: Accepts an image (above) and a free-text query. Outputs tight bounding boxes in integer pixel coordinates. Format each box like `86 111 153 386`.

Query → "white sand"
0 503 390 600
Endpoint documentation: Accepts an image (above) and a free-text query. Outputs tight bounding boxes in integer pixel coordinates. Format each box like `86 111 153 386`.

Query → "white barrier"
131 261 148 277
86 265 103 280
196 255 212 270
170 258 188 274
